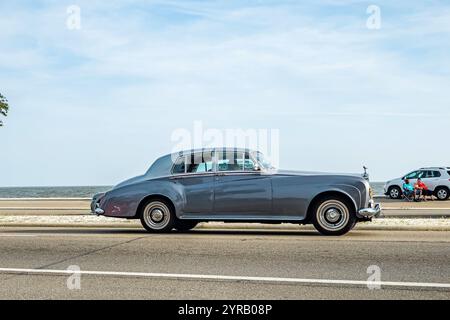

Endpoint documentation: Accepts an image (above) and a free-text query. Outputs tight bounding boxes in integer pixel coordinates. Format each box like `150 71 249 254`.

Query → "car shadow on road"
0 227 333 237
1 228 386 238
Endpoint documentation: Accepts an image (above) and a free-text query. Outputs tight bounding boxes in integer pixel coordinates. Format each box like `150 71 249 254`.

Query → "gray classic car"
92 148 381 236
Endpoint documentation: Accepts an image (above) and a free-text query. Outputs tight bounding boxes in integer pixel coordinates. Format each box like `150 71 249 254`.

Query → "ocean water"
0 183 386 198
0 186 112 198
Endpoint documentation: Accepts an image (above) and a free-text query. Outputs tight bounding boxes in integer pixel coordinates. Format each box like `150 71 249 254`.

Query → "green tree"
0 93 8 127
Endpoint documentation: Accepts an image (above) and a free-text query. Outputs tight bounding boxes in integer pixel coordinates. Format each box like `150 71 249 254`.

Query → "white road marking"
0 267 449 289
0 235 37 237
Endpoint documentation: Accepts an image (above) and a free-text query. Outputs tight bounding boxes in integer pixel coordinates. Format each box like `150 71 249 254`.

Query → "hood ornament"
363 166 370 181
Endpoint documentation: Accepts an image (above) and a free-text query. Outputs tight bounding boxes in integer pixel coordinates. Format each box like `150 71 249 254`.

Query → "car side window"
420 171 432 179
405 171 419 179
172 152 214 174
172 157 186 174
217 151 255 172
420 170 441 178
432 171 441 178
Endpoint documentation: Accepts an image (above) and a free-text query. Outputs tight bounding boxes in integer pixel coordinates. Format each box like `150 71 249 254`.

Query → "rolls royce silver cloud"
91 148 381 236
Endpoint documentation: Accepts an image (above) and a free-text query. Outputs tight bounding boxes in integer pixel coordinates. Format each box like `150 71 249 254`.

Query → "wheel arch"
134 194 176 218
434 185 450 192
306 190 357 222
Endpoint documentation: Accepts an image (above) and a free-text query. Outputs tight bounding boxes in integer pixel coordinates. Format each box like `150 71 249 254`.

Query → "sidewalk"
0 215 449 231
1 197 449 231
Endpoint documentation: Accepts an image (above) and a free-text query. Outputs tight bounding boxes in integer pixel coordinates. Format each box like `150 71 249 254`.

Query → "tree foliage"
0 93 8 127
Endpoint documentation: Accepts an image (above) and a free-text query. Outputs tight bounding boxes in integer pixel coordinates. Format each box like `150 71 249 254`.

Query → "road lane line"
0 267 449 289
0 235 37 237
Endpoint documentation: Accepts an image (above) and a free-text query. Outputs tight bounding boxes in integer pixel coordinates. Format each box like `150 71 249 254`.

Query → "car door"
404 170 421 187
421 170 441 191
213 150 272 218
170 151 215 217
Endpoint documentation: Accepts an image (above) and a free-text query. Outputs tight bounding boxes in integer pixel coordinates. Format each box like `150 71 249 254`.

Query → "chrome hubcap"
143 201 171 230
391 189 399 198
437 190 448 199
317 200 350 231
325 208 341 223
150 209 164 222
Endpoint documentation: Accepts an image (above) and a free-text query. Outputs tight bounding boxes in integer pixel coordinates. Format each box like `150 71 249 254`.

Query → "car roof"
170 147 256 158
145 148 259 177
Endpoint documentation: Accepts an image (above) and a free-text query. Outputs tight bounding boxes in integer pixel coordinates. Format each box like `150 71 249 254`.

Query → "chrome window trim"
170 149 263 177
169 172 216 179
170 151 216 176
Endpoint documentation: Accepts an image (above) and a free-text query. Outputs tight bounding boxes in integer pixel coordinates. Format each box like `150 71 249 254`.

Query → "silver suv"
384 167 450 200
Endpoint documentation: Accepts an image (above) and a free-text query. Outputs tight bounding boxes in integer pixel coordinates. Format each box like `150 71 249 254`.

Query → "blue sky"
1 0 450 186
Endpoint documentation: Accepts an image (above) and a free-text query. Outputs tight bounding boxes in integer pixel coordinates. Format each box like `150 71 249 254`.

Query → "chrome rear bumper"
91 192 106 215
94 207 104 215
91 201 104 215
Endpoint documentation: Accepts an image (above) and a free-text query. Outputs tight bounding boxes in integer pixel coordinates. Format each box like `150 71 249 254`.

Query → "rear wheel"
311 196 356 236
140 200 175 233
174 220 198 232
388 186 402 200
435 187 450 201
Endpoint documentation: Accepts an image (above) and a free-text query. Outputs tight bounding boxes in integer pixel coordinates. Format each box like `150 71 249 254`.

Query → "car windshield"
252 151 276 170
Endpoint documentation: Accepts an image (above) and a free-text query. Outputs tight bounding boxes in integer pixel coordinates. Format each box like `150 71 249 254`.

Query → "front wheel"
388 186 402 200
140 200 175 233
312 197 356 236
435 187 450 201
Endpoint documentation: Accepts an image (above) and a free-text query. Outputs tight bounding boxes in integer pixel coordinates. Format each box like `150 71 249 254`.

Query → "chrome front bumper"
358 201 382 218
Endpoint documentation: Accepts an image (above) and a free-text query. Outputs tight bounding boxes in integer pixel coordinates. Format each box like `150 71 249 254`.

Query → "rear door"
420 170 441 191
213 150 272 218
170 151 215 217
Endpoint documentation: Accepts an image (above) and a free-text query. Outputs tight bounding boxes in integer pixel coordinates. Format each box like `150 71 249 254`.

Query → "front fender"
309 184 361 213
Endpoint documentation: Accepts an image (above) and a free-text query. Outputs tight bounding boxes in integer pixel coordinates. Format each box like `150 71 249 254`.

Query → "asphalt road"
0 227 449 300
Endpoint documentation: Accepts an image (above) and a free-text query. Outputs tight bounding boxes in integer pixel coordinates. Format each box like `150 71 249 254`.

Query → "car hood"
273 169 364 179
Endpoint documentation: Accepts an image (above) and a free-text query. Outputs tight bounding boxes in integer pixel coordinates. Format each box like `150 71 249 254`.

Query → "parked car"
91 148 381 236
384 167 450 200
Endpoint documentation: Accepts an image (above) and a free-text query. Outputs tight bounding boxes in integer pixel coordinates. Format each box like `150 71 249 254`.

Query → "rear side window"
172 152 214 174
447 171 450 176
432 171 442 178
420 170 442 178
